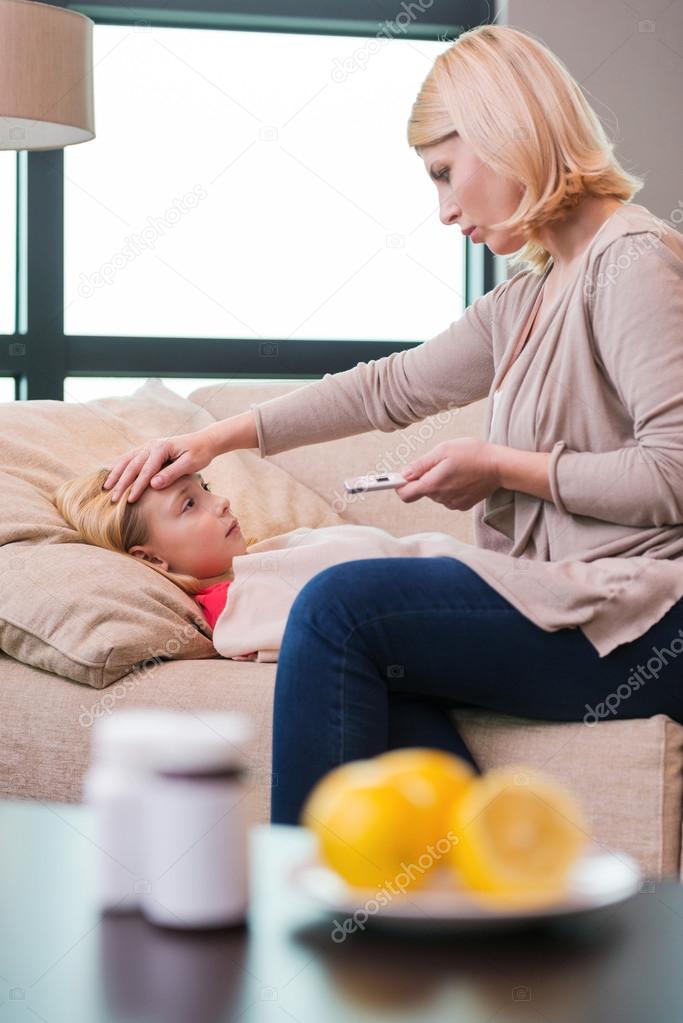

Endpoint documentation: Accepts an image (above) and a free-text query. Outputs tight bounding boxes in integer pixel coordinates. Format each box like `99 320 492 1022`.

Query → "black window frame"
1 0 497 401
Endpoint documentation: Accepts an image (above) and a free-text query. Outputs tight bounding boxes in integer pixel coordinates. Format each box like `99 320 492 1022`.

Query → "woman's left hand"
395 439 501 510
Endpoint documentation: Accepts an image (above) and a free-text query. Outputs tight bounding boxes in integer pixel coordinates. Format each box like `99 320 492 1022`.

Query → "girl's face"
421 133 527 254
127 472 247 583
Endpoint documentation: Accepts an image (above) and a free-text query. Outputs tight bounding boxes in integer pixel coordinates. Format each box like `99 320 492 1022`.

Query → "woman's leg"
270 557 683 824
385 692 481 768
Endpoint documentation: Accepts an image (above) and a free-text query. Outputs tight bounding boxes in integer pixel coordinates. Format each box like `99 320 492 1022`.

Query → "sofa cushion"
0 651 277 827
0 379 345 688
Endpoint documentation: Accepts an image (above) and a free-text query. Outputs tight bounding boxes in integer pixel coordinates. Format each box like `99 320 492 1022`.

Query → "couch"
1 378 682 881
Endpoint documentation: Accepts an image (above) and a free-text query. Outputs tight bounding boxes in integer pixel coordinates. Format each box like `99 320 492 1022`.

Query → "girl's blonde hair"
407 23 644 274
52 467 215 596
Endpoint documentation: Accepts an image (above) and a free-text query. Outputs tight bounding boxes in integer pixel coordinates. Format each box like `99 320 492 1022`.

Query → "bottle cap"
91 709 253 774
149 711 254 775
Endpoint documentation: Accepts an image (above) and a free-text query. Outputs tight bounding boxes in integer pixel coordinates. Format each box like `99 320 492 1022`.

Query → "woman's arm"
547 236 683 528
490 237 683 523
107 278 510 500
204 409 259 460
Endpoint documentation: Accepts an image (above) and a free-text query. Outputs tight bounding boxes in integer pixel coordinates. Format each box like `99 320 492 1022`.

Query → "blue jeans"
270 557 683 824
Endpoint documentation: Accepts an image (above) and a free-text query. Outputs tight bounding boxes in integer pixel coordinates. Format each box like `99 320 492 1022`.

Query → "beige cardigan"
248 203 683 657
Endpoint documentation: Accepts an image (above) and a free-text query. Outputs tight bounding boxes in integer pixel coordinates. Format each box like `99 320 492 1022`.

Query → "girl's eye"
182 480 211 511
436 169 450 182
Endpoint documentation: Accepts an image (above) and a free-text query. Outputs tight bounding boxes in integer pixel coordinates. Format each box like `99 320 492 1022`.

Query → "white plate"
289 843 642 932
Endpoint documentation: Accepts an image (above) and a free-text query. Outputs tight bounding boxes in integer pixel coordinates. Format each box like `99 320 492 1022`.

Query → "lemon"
447 765 588 904
302 760 434 889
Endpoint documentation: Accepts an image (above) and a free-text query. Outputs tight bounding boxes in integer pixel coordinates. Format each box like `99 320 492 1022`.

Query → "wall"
494 0 682 282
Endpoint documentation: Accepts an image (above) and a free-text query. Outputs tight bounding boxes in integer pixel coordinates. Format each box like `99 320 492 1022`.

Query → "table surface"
1 799 683 1022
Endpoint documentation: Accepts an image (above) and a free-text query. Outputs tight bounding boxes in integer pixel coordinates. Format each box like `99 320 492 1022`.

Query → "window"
0 377 15 402
14 3 492 401
64 25 463 342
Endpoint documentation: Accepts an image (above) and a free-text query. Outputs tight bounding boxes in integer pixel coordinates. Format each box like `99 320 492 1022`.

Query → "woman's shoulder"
586 203 683 278
583 202 683 311
599 201 681 243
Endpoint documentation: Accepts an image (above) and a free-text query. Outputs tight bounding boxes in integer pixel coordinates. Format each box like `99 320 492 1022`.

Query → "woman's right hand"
103 428 218 504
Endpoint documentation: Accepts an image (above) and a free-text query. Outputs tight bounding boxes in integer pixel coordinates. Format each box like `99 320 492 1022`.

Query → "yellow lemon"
447 765 588 905
372 747 476 849
301 759 435 890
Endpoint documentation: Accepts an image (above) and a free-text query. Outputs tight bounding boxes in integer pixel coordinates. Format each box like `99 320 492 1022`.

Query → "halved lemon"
447 765 588 905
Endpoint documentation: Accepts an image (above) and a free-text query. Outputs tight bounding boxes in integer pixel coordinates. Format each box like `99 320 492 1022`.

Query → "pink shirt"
195 581 231 630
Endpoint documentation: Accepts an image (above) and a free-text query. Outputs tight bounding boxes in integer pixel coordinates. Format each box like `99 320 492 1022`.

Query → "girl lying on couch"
51 464 484 662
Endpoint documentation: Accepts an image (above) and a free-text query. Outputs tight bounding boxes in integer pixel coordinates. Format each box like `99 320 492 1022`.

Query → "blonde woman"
102 25 683 825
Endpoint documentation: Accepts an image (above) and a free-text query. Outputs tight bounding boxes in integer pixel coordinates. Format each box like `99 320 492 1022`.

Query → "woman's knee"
290 563 348 611
288 560 378 625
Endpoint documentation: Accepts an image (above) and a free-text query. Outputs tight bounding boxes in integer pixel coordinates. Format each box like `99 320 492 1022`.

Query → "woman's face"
127 472 247 583
420 133 527 254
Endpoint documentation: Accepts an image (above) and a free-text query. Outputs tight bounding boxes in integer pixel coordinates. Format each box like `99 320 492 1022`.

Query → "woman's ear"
128 546 170 572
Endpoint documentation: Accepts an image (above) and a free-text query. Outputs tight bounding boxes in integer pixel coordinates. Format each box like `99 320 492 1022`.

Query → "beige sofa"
1 379 682 881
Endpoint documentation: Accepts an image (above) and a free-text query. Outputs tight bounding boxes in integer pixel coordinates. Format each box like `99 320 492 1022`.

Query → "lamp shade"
0 0 94 150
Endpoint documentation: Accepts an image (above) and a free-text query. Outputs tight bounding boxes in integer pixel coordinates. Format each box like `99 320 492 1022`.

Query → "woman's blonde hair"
51 467 212 596
407 23 644 274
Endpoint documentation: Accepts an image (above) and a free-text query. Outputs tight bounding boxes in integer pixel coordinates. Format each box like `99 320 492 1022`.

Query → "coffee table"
1 798 683 1022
